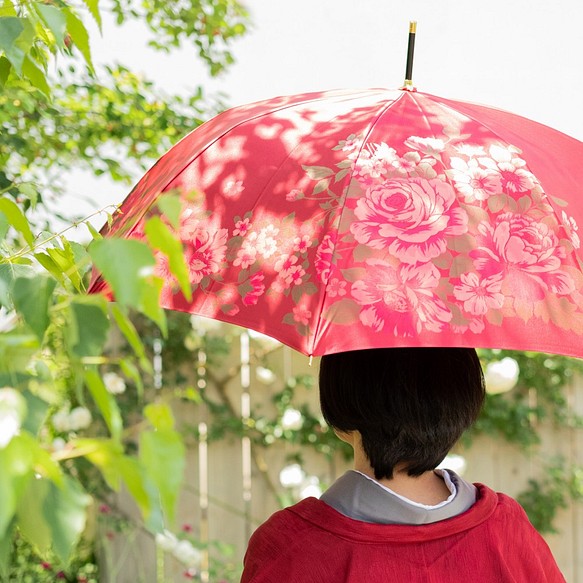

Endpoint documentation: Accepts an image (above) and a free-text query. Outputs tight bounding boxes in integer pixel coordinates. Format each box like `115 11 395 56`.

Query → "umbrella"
88 87 583 358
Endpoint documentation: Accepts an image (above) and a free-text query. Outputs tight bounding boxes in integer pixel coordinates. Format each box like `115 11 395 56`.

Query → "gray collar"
320 469 477 525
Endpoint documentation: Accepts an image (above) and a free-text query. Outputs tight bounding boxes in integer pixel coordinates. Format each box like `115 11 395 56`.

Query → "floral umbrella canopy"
89 88 583 358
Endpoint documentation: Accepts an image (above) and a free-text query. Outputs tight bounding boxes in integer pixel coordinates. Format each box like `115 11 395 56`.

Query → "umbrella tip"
402 20 417 91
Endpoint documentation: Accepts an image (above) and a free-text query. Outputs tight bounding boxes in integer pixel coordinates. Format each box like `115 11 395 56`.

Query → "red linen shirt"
241 484 565 582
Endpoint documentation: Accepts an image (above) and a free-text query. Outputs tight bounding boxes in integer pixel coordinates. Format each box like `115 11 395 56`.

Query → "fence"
100 331 583 582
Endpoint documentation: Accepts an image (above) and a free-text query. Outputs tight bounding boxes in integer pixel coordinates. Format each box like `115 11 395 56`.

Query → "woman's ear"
334 429 355 446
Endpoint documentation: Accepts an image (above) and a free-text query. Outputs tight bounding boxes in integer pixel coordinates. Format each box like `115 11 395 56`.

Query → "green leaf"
46 244 83 292
84 369 123 440
0 331 39 375
64 9 93 70
0 1 18 17
64 238 91 279
35 3 67 49
68 299 110 357
0 211 9 244
0 519 14 578
144 216 192 301
0 436 35 539
117 457 156 524
12 274 56 341
75 438 123 490
77 438 161 529
144 402 174 431
16 476 52 555
22 56 50 96
0 263 34 308
140 427 185 525
0 55 10 87
34 251 66 285
12 274 57 342
157 194 182 229
80 0 101 30
42 475 91 564
0 197 34 245
0 17 24 73
88 238 165 331
85 220 102 240
20 390 49 436
110 304 152 373
119 357 143 399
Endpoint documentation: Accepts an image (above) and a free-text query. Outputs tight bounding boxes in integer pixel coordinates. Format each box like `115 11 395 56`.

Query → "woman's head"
319 347 485 480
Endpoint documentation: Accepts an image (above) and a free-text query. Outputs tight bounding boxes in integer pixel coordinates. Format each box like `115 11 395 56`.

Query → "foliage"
0 0 249 577
110 0 249 76
0 0 248 96
1 68 226 215
6 531 98 582
1 0 248 229
0 202 192 575
471 350 583 447
517 461 583 534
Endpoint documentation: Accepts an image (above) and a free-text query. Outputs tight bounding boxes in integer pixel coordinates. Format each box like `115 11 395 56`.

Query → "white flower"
156 530 178 553
52 437 67 452
485 358 520 394
255 367 276 385
0 411 20 448
404 136 445 156
279 463 305 488
0 308 17 333
103 372 126 395
172 540 202 567
0 388 27 448
52 409 72 432
281 408 303 431
68 406 92 430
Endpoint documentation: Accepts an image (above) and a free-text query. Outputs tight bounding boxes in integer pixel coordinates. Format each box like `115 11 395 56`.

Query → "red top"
241 484 565 582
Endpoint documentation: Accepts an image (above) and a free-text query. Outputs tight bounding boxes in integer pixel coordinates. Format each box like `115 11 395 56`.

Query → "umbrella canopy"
89 88 583 358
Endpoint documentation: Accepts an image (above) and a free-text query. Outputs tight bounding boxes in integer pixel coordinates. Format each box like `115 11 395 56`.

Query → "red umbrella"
88 87 583 358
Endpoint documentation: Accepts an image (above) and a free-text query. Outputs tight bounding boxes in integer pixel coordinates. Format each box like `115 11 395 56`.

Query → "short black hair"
319 348 485 480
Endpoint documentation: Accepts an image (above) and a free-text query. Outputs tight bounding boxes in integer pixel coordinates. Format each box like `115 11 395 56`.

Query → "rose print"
351 177 468 264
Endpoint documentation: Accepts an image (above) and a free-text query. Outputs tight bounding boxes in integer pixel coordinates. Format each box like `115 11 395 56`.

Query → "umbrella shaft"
405 21 417 86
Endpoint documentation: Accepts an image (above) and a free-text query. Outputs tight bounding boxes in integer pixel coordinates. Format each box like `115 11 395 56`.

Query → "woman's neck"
353 452 451 506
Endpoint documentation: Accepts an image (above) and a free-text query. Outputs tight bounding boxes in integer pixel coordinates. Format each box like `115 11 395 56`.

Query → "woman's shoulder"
249 498 324 542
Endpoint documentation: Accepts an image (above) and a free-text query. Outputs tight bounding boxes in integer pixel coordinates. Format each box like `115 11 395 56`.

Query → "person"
241 347 565 582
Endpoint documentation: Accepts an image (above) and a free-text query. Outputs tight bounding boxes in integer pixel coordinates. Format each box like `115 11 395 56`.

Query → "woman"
241 348 564 582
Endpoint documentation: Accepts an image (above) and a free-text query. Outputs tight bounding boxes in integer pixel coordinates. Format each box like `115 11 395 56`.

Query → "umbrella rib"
310 91 408 355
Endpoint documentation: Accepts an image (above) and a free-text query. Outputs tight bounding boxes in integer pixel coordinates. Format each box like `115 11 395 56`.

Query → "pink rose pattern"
145 128 582 346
